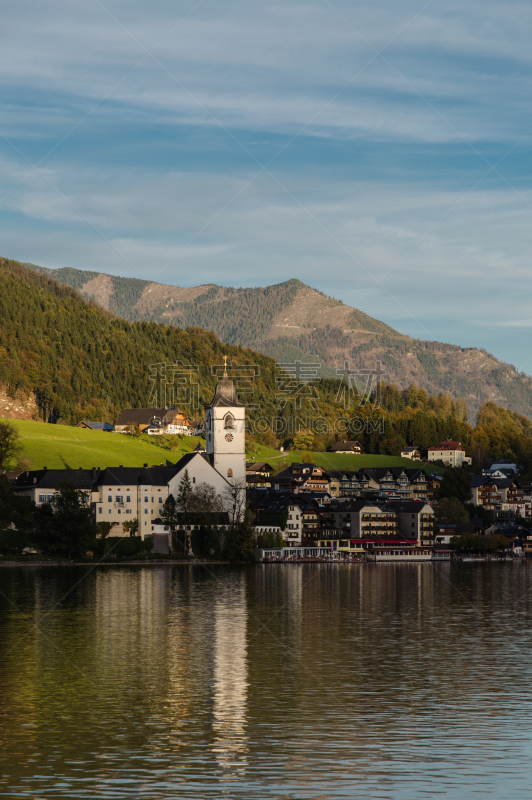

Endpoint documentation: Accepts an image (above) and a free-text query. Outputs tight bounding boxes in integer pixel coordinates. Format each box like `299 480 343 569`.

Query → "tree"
438 468 472 504
293 430 314 451
122 517 139 536
97 520 118 552
224 521 256 562
0 421 21 472
161 495 179 528
35 481 97 558
224 478 248 526
176 470 193 518
434 497 469 523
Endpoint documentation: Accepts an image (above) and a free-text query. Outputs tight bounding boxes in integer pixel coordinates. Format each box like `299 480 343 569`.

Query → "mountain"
24 263 532 420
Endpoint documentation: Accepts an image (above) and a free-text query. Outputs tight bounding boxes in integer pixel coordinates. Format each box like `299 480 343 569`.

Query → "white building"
427 440 471 467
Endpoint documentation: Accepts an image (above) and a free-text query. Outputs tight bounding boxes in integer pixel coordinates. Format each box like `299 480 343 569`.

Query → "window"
144 496 148 503
118 509 121 514
227 469 233 478
98 507 102 514
193 477 196 484
116 496 123 503
224 413 235 429
159 497 163 503
151 497 154 503
108 496 112 502
39 494 46 503
126 496 131 503
126 509 131 515
47 494 53 502
108 509 112 514
144 508 148 514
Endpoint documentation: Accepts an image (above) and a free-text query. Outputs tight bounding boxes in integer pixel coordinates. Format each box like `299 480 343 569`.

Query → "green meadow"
4 419 442 474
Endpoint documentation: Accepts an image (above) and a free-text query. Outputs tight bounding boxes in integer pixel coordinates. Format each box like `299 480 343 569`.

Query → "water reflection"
211 575 248 774
1 563 532 799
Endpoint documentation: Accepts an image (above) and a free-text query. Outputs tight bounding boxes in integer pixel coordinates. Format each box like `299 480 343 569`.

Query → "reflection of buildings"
211 575 249 773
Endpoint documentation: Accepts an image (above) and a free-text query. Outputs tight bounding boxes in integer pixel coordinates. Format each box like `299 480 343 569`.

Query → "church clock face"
225 433 233 442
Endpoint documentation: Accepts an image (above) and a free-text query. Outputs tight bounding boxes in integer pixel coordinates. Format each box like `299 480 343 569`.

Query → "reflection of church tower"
205 358 246 485
211 577 248 773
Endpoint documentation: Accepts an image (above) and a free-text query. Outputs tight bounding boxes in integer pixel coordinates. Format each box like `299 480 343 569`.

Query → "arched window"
227 469 233 478
224 413 235 429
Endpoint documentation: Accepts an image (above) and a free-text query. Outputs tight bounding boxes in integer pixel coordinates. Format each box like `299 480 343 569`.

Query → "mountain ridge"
23 261 532 420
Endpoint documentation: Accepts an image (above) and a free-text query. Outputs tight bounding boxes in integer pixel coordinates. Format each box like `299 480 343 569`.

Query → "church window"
224 413 235 429
227 469 233 478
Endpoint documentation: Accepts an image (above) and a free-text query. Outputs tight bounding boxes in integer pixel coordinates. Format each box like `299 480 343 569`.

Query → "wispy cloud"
1 0 532 369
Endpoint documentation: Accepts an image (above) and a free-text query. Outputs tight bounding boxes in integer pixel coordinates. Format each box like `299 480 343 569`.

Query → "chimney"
119 465 123 468
143 463 148 468
43 466 48 471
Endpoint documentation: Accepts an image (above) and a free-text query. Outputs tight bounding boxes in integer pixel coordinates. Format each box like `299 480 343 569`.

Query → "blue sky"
2 0 532 372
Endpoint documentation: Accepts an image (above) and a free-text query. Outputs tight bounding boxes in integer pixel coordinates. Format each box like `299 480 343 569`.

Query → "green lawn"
5 418 443 474
244 442 443 475
4 419 204 470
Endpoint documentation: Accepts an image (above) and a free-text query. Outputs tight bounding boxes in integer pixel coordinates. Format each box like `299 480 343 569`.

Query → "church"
89 360 247 535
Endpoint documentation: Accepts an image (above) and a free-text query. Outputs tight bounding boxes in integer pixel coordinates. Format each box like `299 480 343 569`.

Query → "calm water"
1 563 532 799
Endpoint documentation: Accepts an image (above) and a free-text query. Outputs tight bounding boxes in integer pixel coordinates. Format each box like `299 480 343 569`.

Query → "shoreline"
0 559 232 567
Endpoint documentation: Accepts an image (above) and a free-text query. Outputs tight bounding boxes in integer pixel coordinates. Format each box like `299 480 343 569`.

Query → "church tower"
205 358 246 486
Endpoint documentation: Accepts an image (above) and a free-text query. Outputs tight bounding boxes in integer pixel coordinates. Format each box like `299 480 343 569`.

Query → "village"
5 367 532 563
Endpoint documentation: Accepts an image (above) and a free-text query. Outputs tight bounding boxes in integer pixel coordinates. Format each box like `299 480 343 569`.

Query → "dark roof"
331 440 363 451
471 475 515 488
94 466 179 487
392 501 432 513
246 462 274 472
13 468 100 490
208 367 244 408
261 494 318 514
194 442 206 452
76 421 114 431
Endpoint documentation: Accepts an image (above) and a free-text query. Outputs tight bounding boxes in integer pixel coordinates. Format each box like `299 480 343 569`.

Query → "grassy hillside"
6 419 202 469
246 441 442 475
6 418 442 474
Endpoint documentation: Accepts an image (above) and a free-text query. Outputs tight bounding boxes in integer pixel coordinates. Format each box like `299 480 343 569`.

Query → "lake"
1 562 532 799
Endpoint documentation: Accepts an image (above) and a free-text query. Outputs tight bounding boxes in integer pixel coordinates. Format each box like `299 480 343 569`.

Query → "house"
394 502 434 547
115 407 193 435
471 476 517 509
358 467 430 500
274 463 332 494
246 462 274 489
327 499 398 538
12 468 99 506
427 440 472 467
434 521 483 545
246 462 274 477
400 446 421 461
331 440 364 454
76 421 115 432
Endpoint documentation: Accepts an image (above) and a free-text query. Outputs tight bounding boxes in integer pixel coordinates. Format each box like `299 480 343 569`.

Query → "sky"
2 0 532 372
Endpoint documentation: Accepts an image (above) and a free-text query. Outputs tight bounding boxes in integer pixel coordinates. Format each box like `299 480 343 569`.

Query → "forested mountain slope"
24 261 532 420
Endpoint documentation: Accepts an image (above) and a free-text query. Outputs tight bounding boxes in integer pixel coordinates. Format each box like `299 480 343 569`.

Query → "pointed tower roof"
194 442 206 452
208 358 245 408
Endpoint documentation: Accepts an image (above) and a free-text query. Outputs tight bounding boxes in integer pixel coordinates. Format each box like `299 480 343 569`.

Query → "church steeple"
205 357 246 484
209 357 244 408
